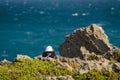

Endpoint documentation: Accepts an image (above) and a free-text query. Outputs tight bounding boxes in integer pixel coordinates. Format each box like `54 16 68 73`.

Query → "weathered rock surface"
112 62 120 72
35 56 119 73
59 24 115 59
58 57 119 73
79 58 113 74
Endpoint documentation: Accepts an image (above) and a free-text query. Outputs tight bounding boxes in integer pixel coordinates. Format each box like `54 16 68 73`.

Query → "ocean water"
0 0 120 61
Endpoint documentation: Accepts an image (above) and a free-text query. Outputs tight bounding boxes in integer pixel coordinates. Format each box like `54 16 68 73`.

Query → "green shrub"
72 70 118 80
87 54 97 60
112 49 120 62
0 59 71 80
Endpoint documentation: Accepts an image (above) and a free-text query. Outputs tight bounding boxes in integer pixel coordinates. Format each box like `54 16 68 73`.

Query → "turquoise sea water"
0 0 120 61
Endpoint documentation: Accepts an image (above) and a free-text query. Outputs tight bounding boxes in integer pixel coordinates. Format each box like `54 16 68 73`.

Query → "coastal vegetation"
112 49 120 62
72 70 118 80
87 54 97 60
0 58 119 80
0 59 71 80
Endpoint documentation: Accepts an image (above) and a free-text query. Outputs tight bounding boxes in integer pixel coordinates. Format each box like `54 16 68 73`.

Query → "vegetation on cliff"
72 70 118 80
0 59 71 80
0 58 119 80
112 49 120 62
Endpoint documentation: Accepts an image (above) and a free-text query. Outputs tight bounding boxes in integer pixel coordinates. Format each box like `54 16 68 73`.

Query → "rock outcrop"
35 56 120 73
0 59 12 65
14 54 32 62
59 24 115 59
58 56 118 73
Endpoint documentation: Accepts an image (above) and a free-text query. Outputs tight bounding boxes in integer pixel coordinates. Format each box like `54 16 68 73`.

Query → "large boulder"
59 24 114 59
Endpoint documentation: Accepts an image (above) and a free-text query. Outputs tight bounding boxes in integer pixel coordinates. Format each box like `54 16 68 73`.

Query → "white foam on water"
111 7 115 10
82 13 86 16
55 3 59 7
81 13 89 16
110 7 115 15
5 0 9 6
72 13 79 16
23 0 28 5
26 31 33 35
39 11 45 14
48 29 55 33
88 3 92 7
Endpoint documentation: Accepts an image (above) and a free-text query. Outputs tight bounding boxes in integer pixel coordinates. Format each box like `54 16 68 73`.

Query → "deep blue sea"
0 0 120 61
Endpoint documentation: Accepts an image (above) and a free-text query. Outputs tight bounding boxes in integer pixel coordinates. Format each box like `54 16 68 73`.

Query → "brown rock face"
59 24 114 59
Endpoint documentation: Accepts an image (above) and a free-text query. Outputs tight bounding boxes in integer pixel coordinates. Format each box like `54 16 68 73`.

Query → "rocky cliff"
0 53 120 80
0 24 119 80
59 24 116 59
